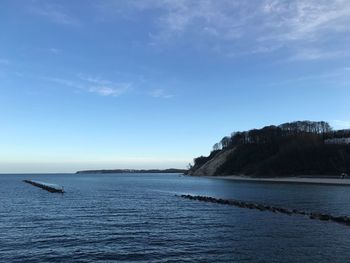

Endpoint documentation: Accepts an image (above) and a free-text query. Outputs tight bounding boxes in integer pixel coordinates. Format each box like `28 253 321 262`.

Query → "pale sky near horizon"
1 0 350 173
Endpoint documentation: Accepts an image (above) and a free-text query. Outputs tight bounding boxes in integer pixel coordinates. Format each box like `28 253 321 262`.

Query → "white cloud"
106 0 350 60
264 69 345 87
78 74 113 85
150 88 173 98
43 75 131 97
42 76 81 89
289 49 350 61
88 85 131 97
48 48 60 54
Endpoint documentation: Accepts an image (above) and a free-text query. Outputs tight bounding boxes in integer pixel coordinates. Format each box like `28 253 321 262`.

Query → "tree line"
190 121 350 176
213 121 334 151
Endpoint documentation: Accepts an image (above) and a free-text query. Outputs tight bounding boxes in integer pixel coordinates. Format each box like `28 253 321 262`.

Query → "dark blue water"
1 173 350 262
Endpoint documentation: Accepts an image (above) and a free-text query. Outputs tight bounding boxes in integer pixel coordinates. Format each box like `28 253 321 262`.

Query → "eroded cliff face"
189 149 235 176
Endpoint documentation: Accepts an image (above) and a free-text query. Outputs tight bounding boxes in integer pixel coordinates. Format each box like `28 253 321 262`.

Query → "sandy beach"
204 175 350 185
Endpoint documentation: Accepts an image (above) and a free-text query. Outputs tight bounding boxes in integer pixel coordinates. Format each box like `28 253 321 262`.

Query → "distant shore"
76 168 187 174
204 175 350 185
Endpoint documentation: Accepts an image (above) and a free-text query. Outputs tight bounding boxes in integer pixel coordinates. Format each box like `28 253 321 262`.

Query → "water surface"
1 173 350 262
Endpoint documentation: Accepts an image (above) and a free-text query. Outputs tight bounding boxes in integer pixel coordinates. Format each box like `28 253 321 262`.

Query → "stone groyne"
23 180 64 193
178 194 350 226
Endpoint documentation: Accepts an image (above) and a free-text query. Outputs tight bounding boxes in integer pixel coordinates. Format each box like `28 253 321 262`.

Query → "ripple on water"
1 173 350 262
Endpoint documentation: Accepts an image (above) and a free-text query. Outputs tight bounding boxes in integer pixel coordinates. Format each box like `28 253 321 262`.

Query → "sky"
1 0 350 173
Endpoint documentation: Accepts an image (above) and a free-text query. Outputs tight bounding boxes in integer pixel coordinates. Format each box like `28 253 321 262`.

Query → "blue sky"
1 0 350 173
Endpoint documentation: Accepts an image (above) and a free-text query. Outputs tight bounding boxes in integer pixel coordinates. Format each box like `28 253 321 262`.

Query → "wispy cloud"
48 48 61 54
42 76 81 89
78 74 132 96
150 88 173 99
105 0 350 60
78 74 113 85
289 49 350 61
264 68 348 87
43 75 131 97
88 85 131 97
30 3 79 26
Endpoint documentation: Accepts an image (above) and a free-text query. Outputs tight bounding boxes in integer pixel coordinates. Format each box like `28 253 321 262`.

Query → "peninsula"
187 121 350 178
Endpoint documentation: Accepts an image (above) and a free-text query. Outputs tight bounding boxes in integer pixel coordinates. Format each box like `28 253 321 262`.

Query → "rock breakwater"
178 194 350 226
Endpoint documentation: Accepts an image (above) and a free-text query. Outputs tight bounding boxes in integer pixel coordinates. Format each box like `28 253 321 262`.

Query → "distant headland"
187 120 350 177
76 168 187 174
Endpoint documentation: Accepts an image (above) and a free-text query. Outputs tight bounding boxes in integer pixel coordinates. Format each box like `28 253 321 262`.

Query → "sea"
1 173 350 262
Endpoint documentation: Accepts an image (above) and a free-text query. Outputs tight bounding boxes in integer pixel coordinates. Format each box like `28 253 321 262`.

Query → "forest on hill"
188 121 350 177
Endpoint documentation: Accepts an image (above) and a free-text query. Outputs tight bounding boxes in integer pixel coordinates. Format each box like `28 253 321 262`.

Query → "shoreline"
203 175 350 185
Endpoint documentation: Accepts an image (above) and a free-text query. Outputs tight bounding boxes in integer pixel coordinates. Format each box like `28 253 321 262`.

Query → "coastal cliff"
188 121 350 177
189 149 235 176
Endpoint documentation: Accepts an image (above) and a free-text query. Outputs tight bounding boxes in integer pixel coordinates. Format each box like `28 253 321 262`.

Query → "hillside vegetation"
188 121 350 177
